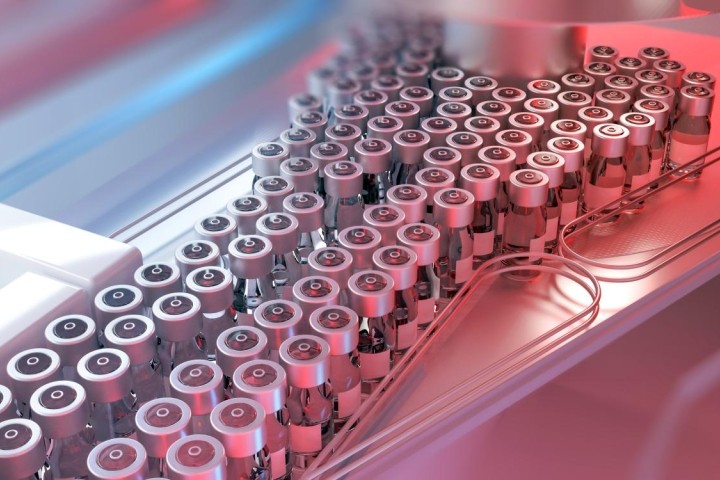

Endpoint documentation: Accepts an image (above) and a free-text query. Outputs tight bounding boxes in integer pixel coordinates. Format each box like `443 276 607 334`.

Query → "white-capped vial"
308 306 360 428
87 438 149 480
337 225 383 273
527 79 561 100
546 136 585 228
194 214 238 262
413 167 456 223
594 89 633 121
307 65 337 99
561 73 596 96
363 205 405 247
549 119 587 144
256 213 301 299
430 67 464 95
420 116 458 148
292 276 341 325
323 161 364 244
667 86 714 180
7 348 62 418
253 176 294 215
421 146 461 178
366 115 403 143
0 418 45 480
228 235 274 325
165 434 227 480
391 129 430 185
615 56 647 77
460 164 500 266
175 240 221 281
210 398 270 479
354 138 393 204
0 385 13 422
491 87 527 113
399 86 434 118
635 69 668 89
508 112 545 151
438 86 473 106
232 360 290 480
436 101 473 124
253 299 303 362
681 71 716 89
104 315 165 405
476 100 512 128
324 123 362 154
619 112 655 211
502 170 549 279
333 104 370 133
464 116 501 147
638 46 669 63
45 314 98 381
464 76 497 105
557 91 593 121
578 106 614 159
527 152 564 251
371 74 405 102
633 98 671 182
395 61 429 88
478 146 516 243
446 131 483 168
309 141 348 183
134 263 182 310
135 397 192 478
94 285 144 333
348 63 379 91
385 100 421 129
169 360 223 435
396 223 441 329
279 128 317 159
583 123 630 217
252 142 290 182
583 62 617 93
293 111 328 143
216 326 269 386
279 158 319 197
433 188 475 297
152 292 206 379
496 129 533 168
588 45 618 64
30 380 93 478
326 78 362 112
604 74 640 99
353 89 389 119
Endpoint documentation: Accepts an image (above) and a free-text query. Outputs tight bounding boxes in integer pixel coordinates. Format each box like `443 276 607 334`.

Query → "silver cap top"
278 335 330 388
460 163 500 201
44 314 98 366
682 70 716 89
255 213 300 255
413 167 456 205
527 152 566 188
135 397 192 459
194 213 238 253
134 263 182 308
292 276 341 319
324 161 364 198
638 84 675 104
635 69 668 87
422 146 462 177
280 158 319 194
549 119 587 142
185 266 234 313
310 141 349 173
619 112 655 146
561 73 596 95
614 56 648 76
638 46 669 62
253 300 303 350
165 434 226 480
354 138 393 174
589 45 618 63
7 348 62 402
252 142 289 177
308 247 354 285
397 223 441 266
678 85 714 116
632 99 670 131
309 306 360 355
104 315 157 365
215 326 269 378
433 188 475 228
478 146 517 180
174 240 221 278
386 184 428 224
87 438 149 479
363 205 406 246
392 129 431 165
509 170 550 208
77 349 132 403
209 398 266 459
591 123 630 158
526 79 561 98
348 270 396 317
508 112 545 143
232 360 287 413
0 418 46 478
253 176 294 214
169 360 224 416
94 284 144 331
152 292 203 342
372 246 418 290
546 136 585 172
338 226 383 271
228 235 274 279
30 380 88 438
283 192 324 233
578 107 613 138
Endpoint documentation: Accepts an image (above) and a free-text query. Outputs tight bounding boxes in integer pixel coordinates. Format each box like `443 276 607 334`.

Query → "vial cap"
615 56 647 75
508 112 545 143
323 161 364 198
525 96 561 123
232 360 287 413
399 86 434 116
678 86 714 116
526 79 561 98
135 398 193 459
337 226 383 271
283 192 324 233
6 348 62 402
253 176 294 214
292 276 341 320
509 170 550 208
392 129 431 165
252 142 288 177
310 142 349 173
363 205 406 246
209 398 266 459
185 266 234 313
491 86 527 110
638 84 675 104
279 128 316 157
278 335 330 389
228 235 274 279
77 349 132 403
589 45 618 63
594 89 632 121
619 112 655 146
280 158 319 194
174 240 220 278
413 167 456 205
29 380 88 438
561 73 596 94
45 314 98 366
420 116 458 140
638 46 669 62
635 69 668 86
367 116 402 142
253 300 303 350
527 152 565 188
495 129 533 161
354 138 393 174
584 61 617 80
87 438 149 480
195 213 238 254
386 184 427 224
632 99 670 131
215 326 269 378
94 285 144 331
372 246 418 290
334 103 369 123
557 91 592 118
445 131 484 167
436 102 473 120
549 119 587 143
476 100 511 121
546 137 585 172
169 360 223 416
591 123 630 158
438 86 473 104
309 306 360 355
433 188 475 228
133 263 182 307
460 163 500 201
104 315 156 365
478 146 516 180
151 292 203 342
422 146 462 177
604 74 639 94
255 213 299 255
308 247 354 285
464 76 498 103
165 434 226 480
385 100 420 125
0 418 46 478
348 270 395 318
682 70 716 89
578 106 613 137
397 223 441 266
325 123 363 152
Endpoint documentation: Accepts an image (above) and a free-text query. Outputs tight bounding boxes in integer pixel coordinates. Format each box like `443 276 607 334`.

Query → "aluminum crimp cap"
464 116 501 145
134 263 182 307
653 59 686 88
578 107 613 138
385 100 420 129
354 89 389 118
430 67 464 94
292 276 341 320
363 204 406 247
604 74 639 96
550 119 587 143
619 112 655 146
165 434 226 480
104 315 157 365
0 385 12 421
87 438 149 480
433 188 475 228
29 380 88 438
338 226 383 271
309 306 360 356
594 89 632 121
308 247 354 285
464 76 498 104
327 77 362 109
527 152 565 188
283 192 324 233
372 246 418 291
524 97 559 124
279 127 317 158
77 348 132 404
495 129 532 164
228 235 274 280
460 164 500 201
386 184 427 224
348 270 395 318
632 99 670 131
476 100 511 124
210 398 267 459
227 195 268 235
583 62 617 87
445 131 483 167
279 335 330 389
310 141 349 175
436 102 473 121
638 46 669 62
94 284 144 331
354 138 392 174
174 240 221 278
367 116 402 143
287 93 322 125
195 213 238 254
561 73 596 95
526 79 561 99
185 266 233 313
293 111 328 142
634 69 668 87
491 86 527 112
252 142 289 177
679 86 715 117
509 170 550 208
253 176 294 214
638 84 675 105
546 137 585 173
399 86 434 117
232 360 287 414
280 157 319 194
392 129 431 165
557 91 593 119
334 104 369 132
169 360 223 416
591 123 630 158
588 45 618 64
7 348 62 402
478 146 516 180
215 326 269 378
325 123 363 153
508 112 545 144
420 117 458 147
682 70 716 89
438 86 473 105
253 300 303 350
45 314 98 366
413 167 456 206
152 292 203 342
614 56 647 76
323 161 363 198
135 397 192 459
422 146 462 177
0 418 46 478
255 212 299 255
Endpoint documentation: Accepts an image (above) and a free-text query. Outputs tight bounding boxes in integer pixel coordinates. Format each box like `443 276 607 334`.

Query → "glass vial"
228 235 275 326
279 157 319 195
253 300 303 363
283 192 326 275
86 438 150 480
169 360 223 436
546 137 585 230
354 138 393 205
633 98 671 183
6 348 62 418
391 129 431 185
0 418 46 480
135 397 192 478
620 112 656 211
255 212 301 300
396 223 441 329
527 152 565 252
432 188 475 297
386 184 428 225
413 167 456 224
292 276 341 326
165 434 227 480
582 123 630 218
363 205 406 247
323 161 365 245
215 326 270 393
667 86 714 180
478 145 516 246
459 163 500 266
44 314 98 382
227 194 269 236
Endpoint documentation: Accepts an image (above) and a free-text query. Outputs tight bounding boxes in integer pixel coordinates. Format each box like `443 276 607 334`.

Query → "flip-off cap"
152 293 203 342
682 71 716 89
354 89 389 118
385 101 420 129
324 161 363 198
0 418 46 478
94 285 144 331
421 117 458 147
460 164 500 201
561 73 596 95
653 59 686 88
589 45 618 63
252 142 289 177
508 112 545 144
438 86 473 106
135 398 193 459
557 91 593 119
495 130 532 165
175 240 221 278
195 214 238 254
325 123 363 153
527 79 561 99
253 300 303 351
619 112 655 146
309 306 359 355
7 348 62 402
546 137 585 172
386 184 428 223
354 138 392 174
397 223 441 266
232 360 287 413
210 398 266 459
134 263 182 307
367 116 403 143
87 438 149 479
491 87 527 112
308 247 354 285
77 349 132 403
253 176 294 214
638 46 669 61
30 380 88 438
445 131 483 167
615 56 647 76
478 146 516 180
509 170 550 208
430 67 464 94
292 276 341 321
549 119 587 143
635 69 668 87
371 74 403 101
280 158 319 194
633 99 670 131
523 98 559 128
287 93 321 126
578 107 613 138
279 128 316 158
185 267 234 313
338 226 383 271
294 111 328 142
464 76 498 104
396 62 430 87
215 326 269 377
476 100 511 126
583 62 617 90
334 104 369 132
436 102 473 122
464 116 502 146
165 434 226 480
392 129 430 165
591 123 630 158
310 142 349 176
372 246 418 290
413 167 456 206
363 205 406 246
283 193 324 233
594 89 632 121
104 315 157 365
433 188 475 228
638 84 675 105
45 315 98 366
348 270 395 317
679 86 714 117
228 235 273 279
255 213 299 255
327 77 361 109
527 152 565 188
169 360 223 416
604 75 639 97
422 146 462 177
226 195 268 235
399 86 434 117
278 335 330 389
